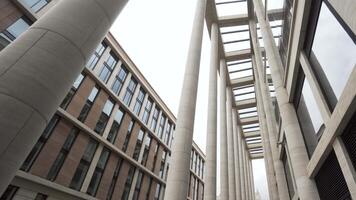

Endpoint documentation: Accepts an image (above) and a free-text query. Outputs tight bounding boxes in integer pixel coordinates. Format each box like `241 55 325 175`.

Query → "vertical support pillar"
251 0 320 199
249 159 256 200
243 147 249 200
0 0 129 194
204 22 219 200
227 87 237 200
220 60 229 200
239 130 246 200
232 109 242 199
164 0 206 199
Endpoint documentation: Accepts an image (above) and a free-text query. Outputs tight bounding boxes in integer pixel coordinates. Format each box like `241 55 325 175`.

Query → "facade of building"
0 0 205 200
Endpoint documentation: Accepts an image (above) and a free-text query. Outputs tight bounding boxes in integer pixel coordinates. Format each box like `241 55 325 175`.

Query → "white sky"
110 0 269 199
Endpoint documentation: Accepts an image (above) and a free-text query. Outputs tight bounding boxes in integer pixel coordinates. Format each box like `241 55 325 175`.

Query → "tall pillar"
219 59 229 200
243 147 249 200
0 0 128 194
164 0 206 199
252 0 320 199
232 109 242 199
249 159 256 200
204 22 219 200
239 130 246 200
227 87 237 200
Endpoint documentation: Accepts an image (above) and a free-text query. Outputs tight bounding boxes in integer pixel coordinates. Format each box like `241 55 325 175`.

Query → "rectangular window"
87 148 111 196
47 127 79 181
133 88 146 115
157 115 166 139
121 166 135 200
0 185 18 200
107 108 125 143
60 73 85 109
70 139 98 190
141 135 152 166
150 107 160 131
94 98 114 135
282 149 294 199
164 122 172 145
86 42 107 70
159 151 167 178
123 78 138 105
21 115 60 171
107 158 123 200
132 171 144 200
111 65 128 95
0 16 31 42
141 98 153 124
152 145 159 171
122 120 135 152
99 52 118 83
22 0 50 12
154 183 161 200
133 130 145 161
78 86 99 122
146 178 153 199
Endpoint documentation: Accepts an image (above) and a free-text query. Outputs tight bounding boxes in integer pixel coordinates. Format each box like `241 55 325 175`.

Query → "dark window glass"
164 122 172 145
0 17 31 42
146 178 153 199
94 99 114 135
121 166 135 200
23 0 50 12
152 145 159 171
142 98 153 124
132 171 144 200
154 183 161 200
122 121 134 152
133 88 146 115
150 107 160 131
34 193 47 200
123 78 137 105
47 128 79 181
111 66 128 95
282 149 294 199
78 86 99 122
141 135 152 166
99 52 118 83
157 115 166 139
0 185 19 200
20 115 60 171
107 158 123 200
133 130 145 161
60 74 85 109
87 148 111 196
86 42 107 70
107 108 125 143
70 139 98 190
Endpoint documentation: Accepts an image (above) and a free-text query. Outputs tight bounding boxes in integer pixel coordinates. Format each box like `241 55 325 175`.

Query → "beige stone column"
0 0 128 194
252 0 320 199
239 129 246 200
204 22 219 200
219 59 229 200
249 159 256 200
244 148 250 200
164 0 206 199
232 109 242 199
227 86 237 200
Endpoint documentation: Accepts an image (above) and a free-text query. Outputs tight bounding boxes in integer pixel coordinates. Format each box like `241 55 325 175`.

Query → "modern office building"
0 0 355 200
0 0 205 200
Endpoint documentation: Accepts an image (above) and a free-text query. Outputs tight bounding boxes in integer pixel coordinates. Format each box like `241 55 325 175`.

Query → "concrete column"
226 86 237 200
0 0 128 194
232 109 242 199
163 0 206 199
204 22 218 200
249 159 256 200
243 148 249 200
219 60 229 200
252 0 320 199
239 129 246 200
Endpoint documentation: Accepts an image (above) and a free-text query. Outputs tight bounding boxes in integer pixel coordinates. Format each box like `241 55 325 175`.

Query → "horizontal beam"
241 116 259 125
236 98 256 109
248 142 263 149
231 75 254 88
251 153 264 159
243 131 260 138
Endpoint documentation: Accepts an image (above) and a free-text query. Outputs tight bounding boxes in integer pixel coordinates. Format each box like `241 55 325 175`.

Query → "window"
123 78 138 105
190 151 194 169
86 42 107 70
310 2 356 108
159 151 167 178
152 145 159 171
60 73 85 109
47 127 79 181
0 17 31 42
107 108 125 143
133 88 146 115
94 98 114 135
282 149 294 199
146 178 153 199
164 122 172 145
99 52 118 83
133 130 145 161
154 183 161 200
34 193 47 200
157 115 166 139
0 185 18 200
141 135 152 166
111 66 128 95
87 148 111 196
22 0 50 12
78 86 99 122
21 115 60 171
70 139 98 190
142 98 153 124
150 107 160 131
121 166 135 200
107 158 123 200
132 171 144 200
122 121 134 152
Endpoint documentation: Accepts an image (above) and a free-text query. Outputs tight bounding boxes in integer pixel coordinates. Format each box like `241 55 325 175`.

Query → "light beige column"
0 0 128 194
244 148 250 200
163 0 206 199
219 59 229 200
232 109 242 199
227 86 237 200
204 22 219 200
249 159 256 200
252 0 320 199
239 129 246 200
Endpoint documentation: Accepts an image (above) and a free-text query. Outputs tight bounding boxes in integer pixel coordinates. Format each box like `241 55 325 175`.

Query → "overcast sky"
110 0 270 198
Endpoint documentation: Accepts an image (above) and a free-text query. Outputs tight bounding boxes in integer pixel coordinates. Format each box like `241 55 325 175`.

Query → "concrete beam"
244 131 260 138
231 75 254 88
236 98 256 109
247 142 263 149
251 153 264 159
240 116 259 125
225 49 251 62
